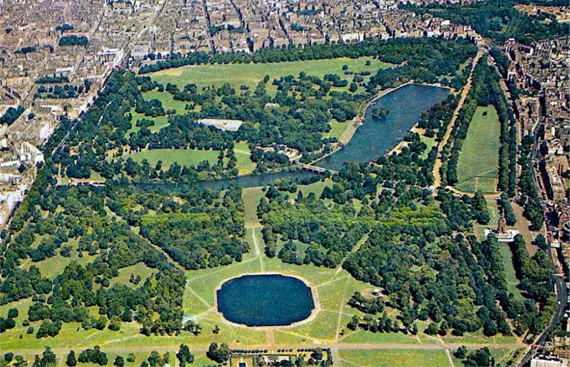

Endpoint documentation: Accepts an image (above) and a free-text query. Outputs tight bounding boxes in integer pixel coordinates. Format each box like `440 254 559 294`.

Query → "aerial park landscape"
0 1 569 366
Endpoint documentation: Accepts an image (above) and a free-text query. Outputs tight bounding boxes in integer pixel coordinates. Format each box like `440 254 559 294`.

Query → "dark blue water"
217 274 315 326
317 84 449 171
199 170 320 190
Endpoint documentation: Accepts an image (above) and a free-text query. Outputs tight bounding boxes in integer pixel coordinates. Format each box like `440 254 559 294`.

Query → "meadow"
127 142 256 176
338 349 452 367
456 106 501 193
147 57 392 93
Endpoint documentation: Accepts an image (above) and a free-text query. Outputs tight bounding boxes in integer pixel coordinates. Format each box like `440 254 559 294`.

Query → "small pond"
217 274 315 327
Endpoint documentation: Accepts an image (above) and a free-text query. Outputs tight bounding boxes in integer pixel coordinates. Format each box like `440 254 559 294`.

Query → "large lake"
217 274 315 327
317 84 449 171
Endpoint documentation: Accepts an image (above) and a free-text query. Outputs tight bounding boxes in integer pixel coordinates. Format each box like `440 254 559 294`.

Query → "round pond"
216 274 315 327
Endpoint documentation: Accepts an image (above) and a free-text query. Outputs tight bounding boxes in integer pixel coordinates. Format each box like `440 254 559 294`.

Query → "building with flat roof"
198 118 243 131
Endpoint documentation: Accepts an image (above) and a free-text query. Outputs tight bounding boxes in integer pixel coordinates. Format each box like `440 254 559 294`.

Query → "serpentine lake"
137 84 449 192
217 274 315 327
317 83 450 171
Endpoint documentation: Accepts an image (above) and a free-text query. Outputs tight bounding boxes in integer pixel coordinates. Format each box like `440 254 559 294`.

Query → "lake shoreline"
212 272 322 330
315 83 450 171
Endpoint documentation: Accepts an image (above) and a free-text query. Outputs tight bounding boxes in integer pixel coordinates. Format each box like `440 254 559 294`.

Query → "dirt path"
247 225 265 272
432 48 485 189
446 349 456 367
444 185 501 200
334 232 369 277
334 277 350 344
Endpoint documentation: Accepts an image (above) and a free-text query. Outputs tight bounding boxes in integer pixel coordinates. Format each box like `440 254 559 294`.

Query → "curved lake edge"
213 272 322 329
315 82 451 171
118 82 452 192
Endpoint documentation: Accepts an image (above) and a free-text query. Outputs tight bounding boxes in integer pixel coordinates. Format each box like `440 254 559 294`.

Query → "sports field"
148 57 393 94
456 106 500 193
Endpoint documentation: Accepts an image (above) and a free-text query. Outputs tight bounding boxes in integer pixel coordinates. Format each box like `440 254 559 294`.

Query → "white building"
198 118 243 132
20 142 44 165
531 356 568 367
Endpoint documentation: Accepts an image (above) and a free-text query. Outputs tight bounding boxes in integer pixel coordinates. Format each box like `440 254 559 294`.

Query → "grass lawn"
421 135 438 159
274 310 342 344
126 110 170 136
323 119 350 141
499 244 524 301
131 110 170 131
450 347 520 367
128 148 222 169
143 90 189 113
0 298 34 327
128 145 255 176
338 349 452 367
112 263 157 286
21 240 97 280
297 179 333 198
148 57 393 95
443 330 518 345
233 141 257 175
340 330 420 344
456 106 500 193
242 187 265 226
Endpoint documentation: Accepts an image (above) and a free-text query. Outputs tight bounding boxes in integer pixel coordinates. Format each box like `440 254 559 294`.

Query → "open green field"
147 57 393 94
323 119 350 141
338 349 452 367
242 187 265 226
127 110 170 135
20 239 97 280
128 148 222 168
234 141 257 175
499 245 524 301
420 135 438 159
143 90 190 113
456 106 500 193
127 144 255 176
112 263 157 286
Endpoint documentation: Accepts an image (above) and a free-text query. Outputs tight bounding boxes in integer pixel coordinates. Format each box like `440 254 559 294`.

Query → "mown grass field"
143 90 189 113
128 149 222 168
147 57 393 94
127 110 169 135
127 142 256 176
323 119 350 141
456 106 500 193
338 349 452 367
20 239 96 280
112 263 157 286
242 187 265 226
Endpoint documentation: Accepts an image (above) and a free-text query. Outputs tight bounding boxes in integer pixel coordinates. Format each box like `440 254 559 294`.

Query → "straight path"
247 225 265 272
6 341 524 357
334 233 369 277
432 47 485 189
